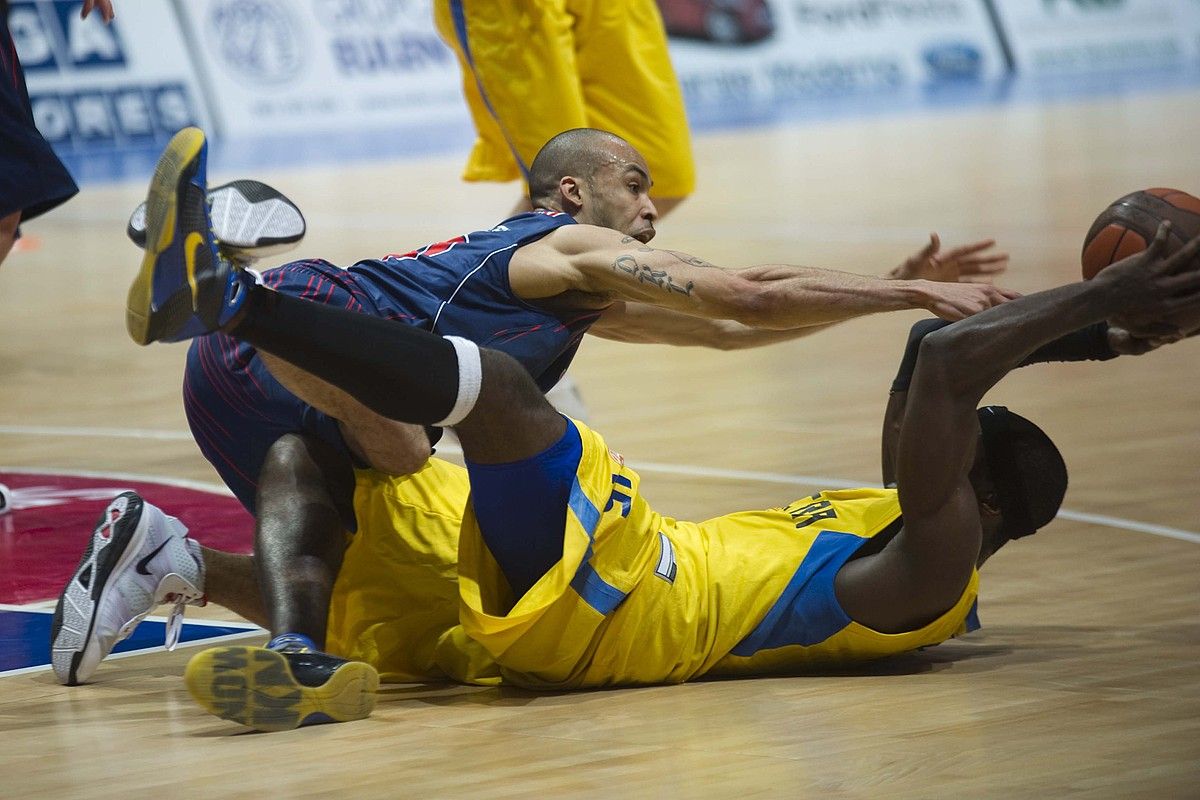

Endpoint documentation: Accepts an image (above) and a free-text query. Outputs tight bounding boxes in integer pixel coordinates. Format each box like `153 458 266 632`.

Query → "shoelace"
163 590 206 650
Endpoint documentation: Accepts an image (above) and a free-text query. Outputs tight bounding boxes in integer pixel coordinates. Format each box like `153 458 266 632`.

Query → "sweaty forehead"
595 142 651 182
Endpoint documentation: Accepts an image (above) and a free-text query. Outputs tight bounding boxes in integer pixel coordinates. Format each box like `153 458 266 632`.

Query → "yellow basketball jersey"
454 421 981 689
327 422 980 688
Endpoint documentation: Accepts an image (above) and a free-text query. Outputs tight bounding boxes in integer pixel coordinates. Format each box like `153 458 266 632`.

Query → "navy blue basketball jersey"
348 209 597 391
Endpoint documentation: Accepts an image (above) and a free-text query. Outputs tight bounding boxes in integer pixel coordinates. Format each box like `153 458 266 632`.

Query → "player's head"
528 128 658 243
970 406 1068 565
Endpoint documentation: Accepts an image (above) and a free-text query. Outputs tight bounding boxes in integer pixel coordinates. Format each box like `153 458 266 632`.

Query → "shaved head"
527 128 637 208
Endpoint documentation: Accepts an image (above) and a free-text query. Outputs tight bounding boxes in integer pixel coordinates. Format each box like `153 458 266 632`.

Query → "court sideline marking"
2 423 1196 545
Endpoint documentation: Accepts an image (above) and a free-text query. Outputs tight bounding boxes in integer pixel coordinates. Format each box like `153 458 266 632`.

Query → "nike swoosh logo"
184 231 204 311
136 540 171 576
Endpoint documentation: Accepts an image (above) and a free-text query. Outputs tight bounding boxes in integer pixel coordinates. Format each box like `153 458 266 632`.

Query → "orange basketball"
1081 188 1200 279
1081 188 1200 334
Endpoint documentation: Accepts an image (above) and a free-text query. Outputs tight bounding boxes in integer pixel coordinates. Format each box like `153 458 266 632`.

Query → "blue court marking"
0 608 261 676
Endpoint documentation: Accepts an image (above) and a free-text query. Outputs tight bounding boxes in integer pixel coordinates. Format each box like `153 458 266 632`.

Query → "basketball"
1081 188 1200 279
1081 188 1200 334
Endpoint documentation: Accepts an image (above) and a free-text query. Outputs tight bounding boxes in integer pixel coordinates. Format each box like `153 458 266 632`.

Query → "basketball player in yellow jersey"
433 0 694 217
162 200 1199 727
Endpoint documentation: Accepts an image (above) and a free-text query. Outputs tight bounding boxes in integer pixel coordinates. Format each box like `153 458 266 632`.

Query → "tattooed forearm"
619 235 654 253
613 255 695 296
663 250 715 268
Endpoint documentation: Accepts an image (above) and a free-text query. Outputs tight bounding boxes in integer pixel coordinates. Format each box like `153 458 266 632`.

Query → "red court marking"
0 470 252 604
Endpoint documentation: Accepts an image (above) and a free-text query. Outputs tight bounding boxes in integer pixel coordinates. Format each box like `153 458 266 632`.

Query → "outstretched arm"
588 301 837 349
879 315 1181 486
590 237 1010 349
512 225 1020 329
845 224 1200 632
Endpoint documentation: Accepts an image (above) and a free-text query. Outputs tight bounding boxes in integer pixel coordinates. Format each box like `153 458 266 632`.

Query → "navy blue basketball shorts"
183 260 385 512
0 16 77 225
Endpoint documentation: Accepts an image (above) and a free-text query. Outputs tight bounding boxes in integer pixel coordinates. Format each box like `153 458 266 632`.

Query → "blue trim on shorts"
567 478 627 615
448 0 531 179
730 530 864 657
965 600 981 633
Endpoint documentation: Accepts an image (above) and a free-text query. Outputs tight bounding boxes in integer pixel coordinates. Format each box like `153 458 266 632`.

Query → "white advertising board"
15 0 210 153
989 0 1200 74
659 0 1009 115
173 0 469 138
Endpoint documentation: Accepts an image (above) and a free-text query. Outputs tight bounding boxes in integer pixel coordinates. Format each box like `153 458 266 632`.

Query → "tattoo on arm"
619 236 654 253
613 255 695 296
663 250 715 268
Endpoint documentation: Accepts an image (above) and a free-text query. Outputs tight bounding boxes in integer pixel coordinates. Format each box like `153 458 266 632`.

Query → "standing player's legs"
434 0 694 216
0 211 18 265
573 0 695 215
0 10 78 269
434 0 588 194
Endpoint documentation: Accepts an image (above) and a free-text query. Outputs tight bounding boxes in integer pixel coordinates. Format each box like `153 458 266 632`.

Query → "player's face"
968 445 1004 567
580 152 659 243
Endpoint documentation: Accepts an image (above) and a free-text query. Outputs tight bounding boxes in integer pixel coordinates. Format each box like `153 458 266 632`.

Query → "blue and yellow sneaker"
126 179 306 264
126 127 255 345
184 634 379 732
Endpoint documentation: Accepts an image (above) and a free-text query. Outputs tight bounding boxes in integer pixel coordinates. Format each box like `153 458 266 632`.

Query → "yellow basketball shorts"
433 0 695 198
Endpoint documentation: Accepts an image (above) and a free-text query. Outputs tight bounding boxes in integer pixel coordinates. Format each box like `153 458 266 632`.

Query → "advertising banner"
988 0 1200 74
656 0 1009 120
14 0 209 156
172 0 469 138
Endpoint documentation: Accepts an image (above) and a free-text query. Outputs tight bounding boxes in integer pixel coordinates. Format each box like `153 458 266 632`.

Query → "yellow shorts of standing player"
433 0 696 198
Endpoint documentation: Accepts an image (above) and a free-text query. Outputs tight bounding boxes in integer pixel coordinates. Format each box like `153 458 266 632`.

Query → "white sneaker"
127 178 306 265
51 492 206 685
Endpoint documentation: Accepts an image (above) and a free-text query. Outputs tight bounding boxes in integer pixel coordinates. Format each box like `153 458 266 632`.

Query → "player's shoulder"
527 222 627 256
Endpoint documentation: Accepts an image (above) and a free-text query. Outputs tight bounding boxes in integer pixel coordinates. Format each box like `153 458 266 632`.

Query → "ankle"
267 632 319 653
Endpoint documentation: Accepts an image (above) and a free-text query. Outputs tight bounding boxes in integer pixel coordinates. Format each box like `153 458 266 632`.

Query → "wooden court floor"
1 90 1198 798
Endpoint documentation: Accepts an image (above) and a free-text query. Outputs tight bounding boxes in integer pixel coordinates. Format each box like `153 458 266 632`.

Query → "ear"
558 176 584 213
978 491 1002 518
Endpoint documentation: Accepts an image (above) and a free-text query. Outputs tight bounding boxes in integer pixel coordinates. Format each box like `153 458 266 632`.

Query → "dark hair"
527 128 630 207
976 406 1068 543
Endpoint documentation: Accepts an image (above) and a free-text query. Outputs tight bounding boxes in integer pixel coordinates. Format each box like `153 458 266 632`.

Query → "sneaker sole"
126 127 207 345
127 179 306 257
50 493 150 685
185 646 379 732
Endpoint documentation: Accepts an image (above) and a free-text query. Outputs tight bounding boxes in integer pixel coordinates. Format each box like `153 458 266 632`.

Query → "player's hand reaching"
917 280 1021 321
888 233 1009 284
81 0 115 23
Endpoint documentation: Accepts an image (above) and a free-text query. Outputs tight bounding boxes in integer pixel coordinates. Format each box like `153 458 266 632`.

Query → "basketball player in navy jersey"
51 126 1014 686
119 156 1200 731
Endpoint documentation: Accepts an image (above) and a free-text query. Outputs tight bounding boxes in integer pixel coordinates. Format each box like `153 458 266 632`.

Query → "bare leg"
254 432 356 648
455 349 566 463
258 351 431 475
0 211 20 268
201 548 267 627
